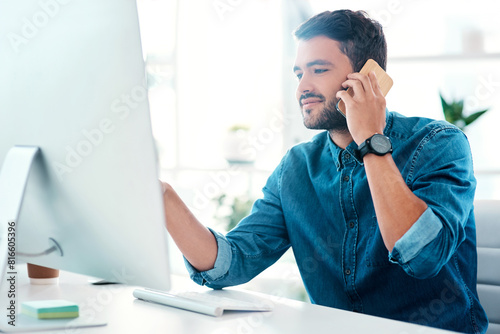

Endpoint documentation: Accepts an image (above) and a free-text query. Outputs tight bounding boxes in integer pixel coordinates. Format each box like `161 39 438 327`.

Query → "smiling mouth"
301 100 323 112
303 101 321 107
301 97 323 106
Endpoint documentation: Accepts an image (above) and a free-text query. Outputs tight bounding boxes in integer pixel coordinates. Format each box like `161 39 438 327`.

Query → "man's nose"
297 74 313 95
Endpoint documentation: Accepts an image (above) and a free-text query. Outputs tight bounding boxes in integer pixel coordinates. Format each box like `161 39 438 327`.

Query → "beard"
300 93 348 133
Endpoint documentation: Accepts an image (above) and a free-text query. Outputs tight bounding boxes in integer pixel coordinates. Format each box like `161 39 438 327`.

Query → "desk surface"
2 265 457 334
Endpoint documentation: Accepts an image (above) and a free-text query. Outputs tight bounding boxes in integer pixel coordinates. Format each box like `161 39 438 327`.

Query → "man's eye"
314 69 328 74
296 73 303 80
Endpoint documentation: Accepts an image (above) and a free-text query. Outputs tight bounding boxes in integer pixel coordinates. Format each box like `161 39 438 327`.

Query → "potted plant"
222 124 255 164
440 93 489 131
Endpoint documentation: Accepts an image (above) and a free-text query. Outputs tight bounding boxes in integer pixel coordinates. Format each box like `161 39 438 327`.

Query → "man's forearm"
363 154 428 252
162 183 218 272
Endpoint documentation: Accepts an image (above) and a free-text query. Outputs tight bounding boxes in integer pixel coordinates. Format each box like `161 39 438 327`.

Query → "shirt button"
344 153 351 160
343 175 350 182
345 269 351 275
349 221 355 228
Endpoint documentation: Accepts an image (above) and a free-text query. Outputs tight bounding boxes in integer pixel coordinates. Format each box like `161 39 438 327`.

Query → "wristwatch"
358 134 392 160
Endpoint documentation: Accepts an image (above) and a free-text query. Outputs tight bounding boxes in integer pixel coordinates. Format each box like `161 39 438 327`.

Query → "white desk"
2 265 457 333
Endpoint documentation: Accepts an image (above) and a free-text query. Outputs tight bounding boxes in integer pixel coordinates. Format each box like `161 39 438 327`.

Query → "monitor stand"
0 146 107 332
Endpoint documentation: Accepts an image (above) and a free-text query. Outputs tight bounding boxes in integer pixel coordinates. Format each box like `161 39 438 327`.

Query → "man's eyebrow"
293 59 334 72
307 59 334 67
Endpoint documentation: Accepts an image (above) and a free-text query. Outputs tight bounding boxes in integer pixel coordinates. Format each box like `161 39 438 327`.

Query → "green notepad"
21 300 79 319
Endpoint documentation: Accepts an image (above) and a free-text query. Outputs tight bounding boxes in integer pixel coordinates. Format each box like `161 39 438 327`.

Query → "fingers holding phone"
335 59 393 144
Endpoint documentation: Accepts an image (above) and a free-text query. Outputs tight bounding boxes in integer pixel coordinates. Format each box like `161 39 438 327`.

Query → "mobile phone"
336 59 393 117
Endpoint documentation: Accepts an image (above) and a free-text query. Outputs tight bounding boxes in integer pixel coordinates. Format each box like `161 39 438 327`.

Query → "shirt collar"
328 137 362 171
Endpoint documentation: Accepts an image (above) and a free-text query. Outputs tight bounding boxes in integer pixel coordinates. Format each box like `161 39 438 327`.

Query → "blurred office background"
136 0 500 300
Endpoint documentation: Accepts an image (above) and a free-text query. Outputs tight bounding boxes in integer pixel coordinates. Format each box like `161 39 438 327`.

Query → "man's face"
293 36 353 132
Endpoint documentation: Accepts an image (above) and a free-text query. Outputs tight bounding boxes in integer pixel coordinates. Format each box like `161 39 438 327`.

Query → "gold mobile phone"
336 59 393 117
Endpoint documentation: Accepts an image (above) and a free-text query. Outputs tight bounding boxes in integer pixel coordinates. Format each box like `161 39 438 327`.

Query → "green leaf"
440 94 462 123
439 93 449 111
464 109 489 126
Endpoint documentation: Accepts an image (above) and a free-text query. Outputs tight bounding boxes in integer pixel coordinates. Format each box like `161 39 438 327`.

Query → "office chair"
475 200 500 334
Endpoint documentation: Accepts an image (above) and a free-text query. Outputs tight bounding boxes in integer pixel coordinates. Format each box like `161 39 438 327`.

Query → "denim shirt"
185 111 488 333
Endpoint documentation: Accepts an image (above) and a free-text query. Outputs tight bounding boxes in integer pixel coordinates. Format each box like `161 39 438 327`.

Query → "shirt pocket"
365 216 392 267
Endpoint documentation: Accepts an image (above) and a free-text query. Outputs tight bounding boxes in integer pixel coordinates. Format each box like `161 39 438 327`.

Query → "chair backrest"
475 200 500 334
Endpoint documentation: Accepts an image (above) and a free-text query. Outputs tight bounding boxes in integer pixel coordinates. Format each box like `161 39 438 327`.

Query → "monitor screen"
0 0 171 292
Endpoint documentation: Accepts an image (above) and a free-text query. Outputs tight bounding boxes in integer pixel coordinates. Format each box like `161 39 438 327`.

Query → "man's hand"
336 71 387 144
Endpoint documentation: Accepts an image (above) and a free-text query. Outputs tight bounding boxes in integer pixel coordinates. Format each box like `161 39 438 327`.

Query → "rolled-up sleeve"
389 208 444 277
184 228 233 286
389 126 476 279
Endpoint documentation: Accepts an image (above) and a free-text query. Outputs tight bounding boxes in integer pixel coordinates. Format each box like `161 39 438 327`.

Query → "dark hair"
293 10 387 72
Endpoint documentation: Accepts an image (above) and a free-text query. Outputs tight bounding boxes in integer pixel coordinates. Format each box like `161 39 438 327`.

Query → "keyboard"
133 288 274 317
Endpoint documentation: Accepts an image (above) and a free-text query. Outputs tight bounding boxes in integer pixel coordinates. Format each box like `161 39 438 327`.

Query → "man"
162 10 488 333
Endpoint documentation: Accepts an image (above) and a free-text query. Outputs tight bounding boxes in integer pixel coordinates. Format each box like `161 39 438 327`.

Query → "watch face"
371 135 391 154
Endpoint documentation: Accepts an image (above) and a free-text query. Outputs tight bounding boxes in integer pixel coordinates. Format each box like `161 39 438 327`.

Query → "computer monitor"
0 0 171 293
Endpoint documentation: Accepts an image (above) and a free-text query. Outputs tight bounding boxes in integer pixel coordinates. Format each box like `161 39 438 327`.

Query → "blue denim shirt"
185 111 488 333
